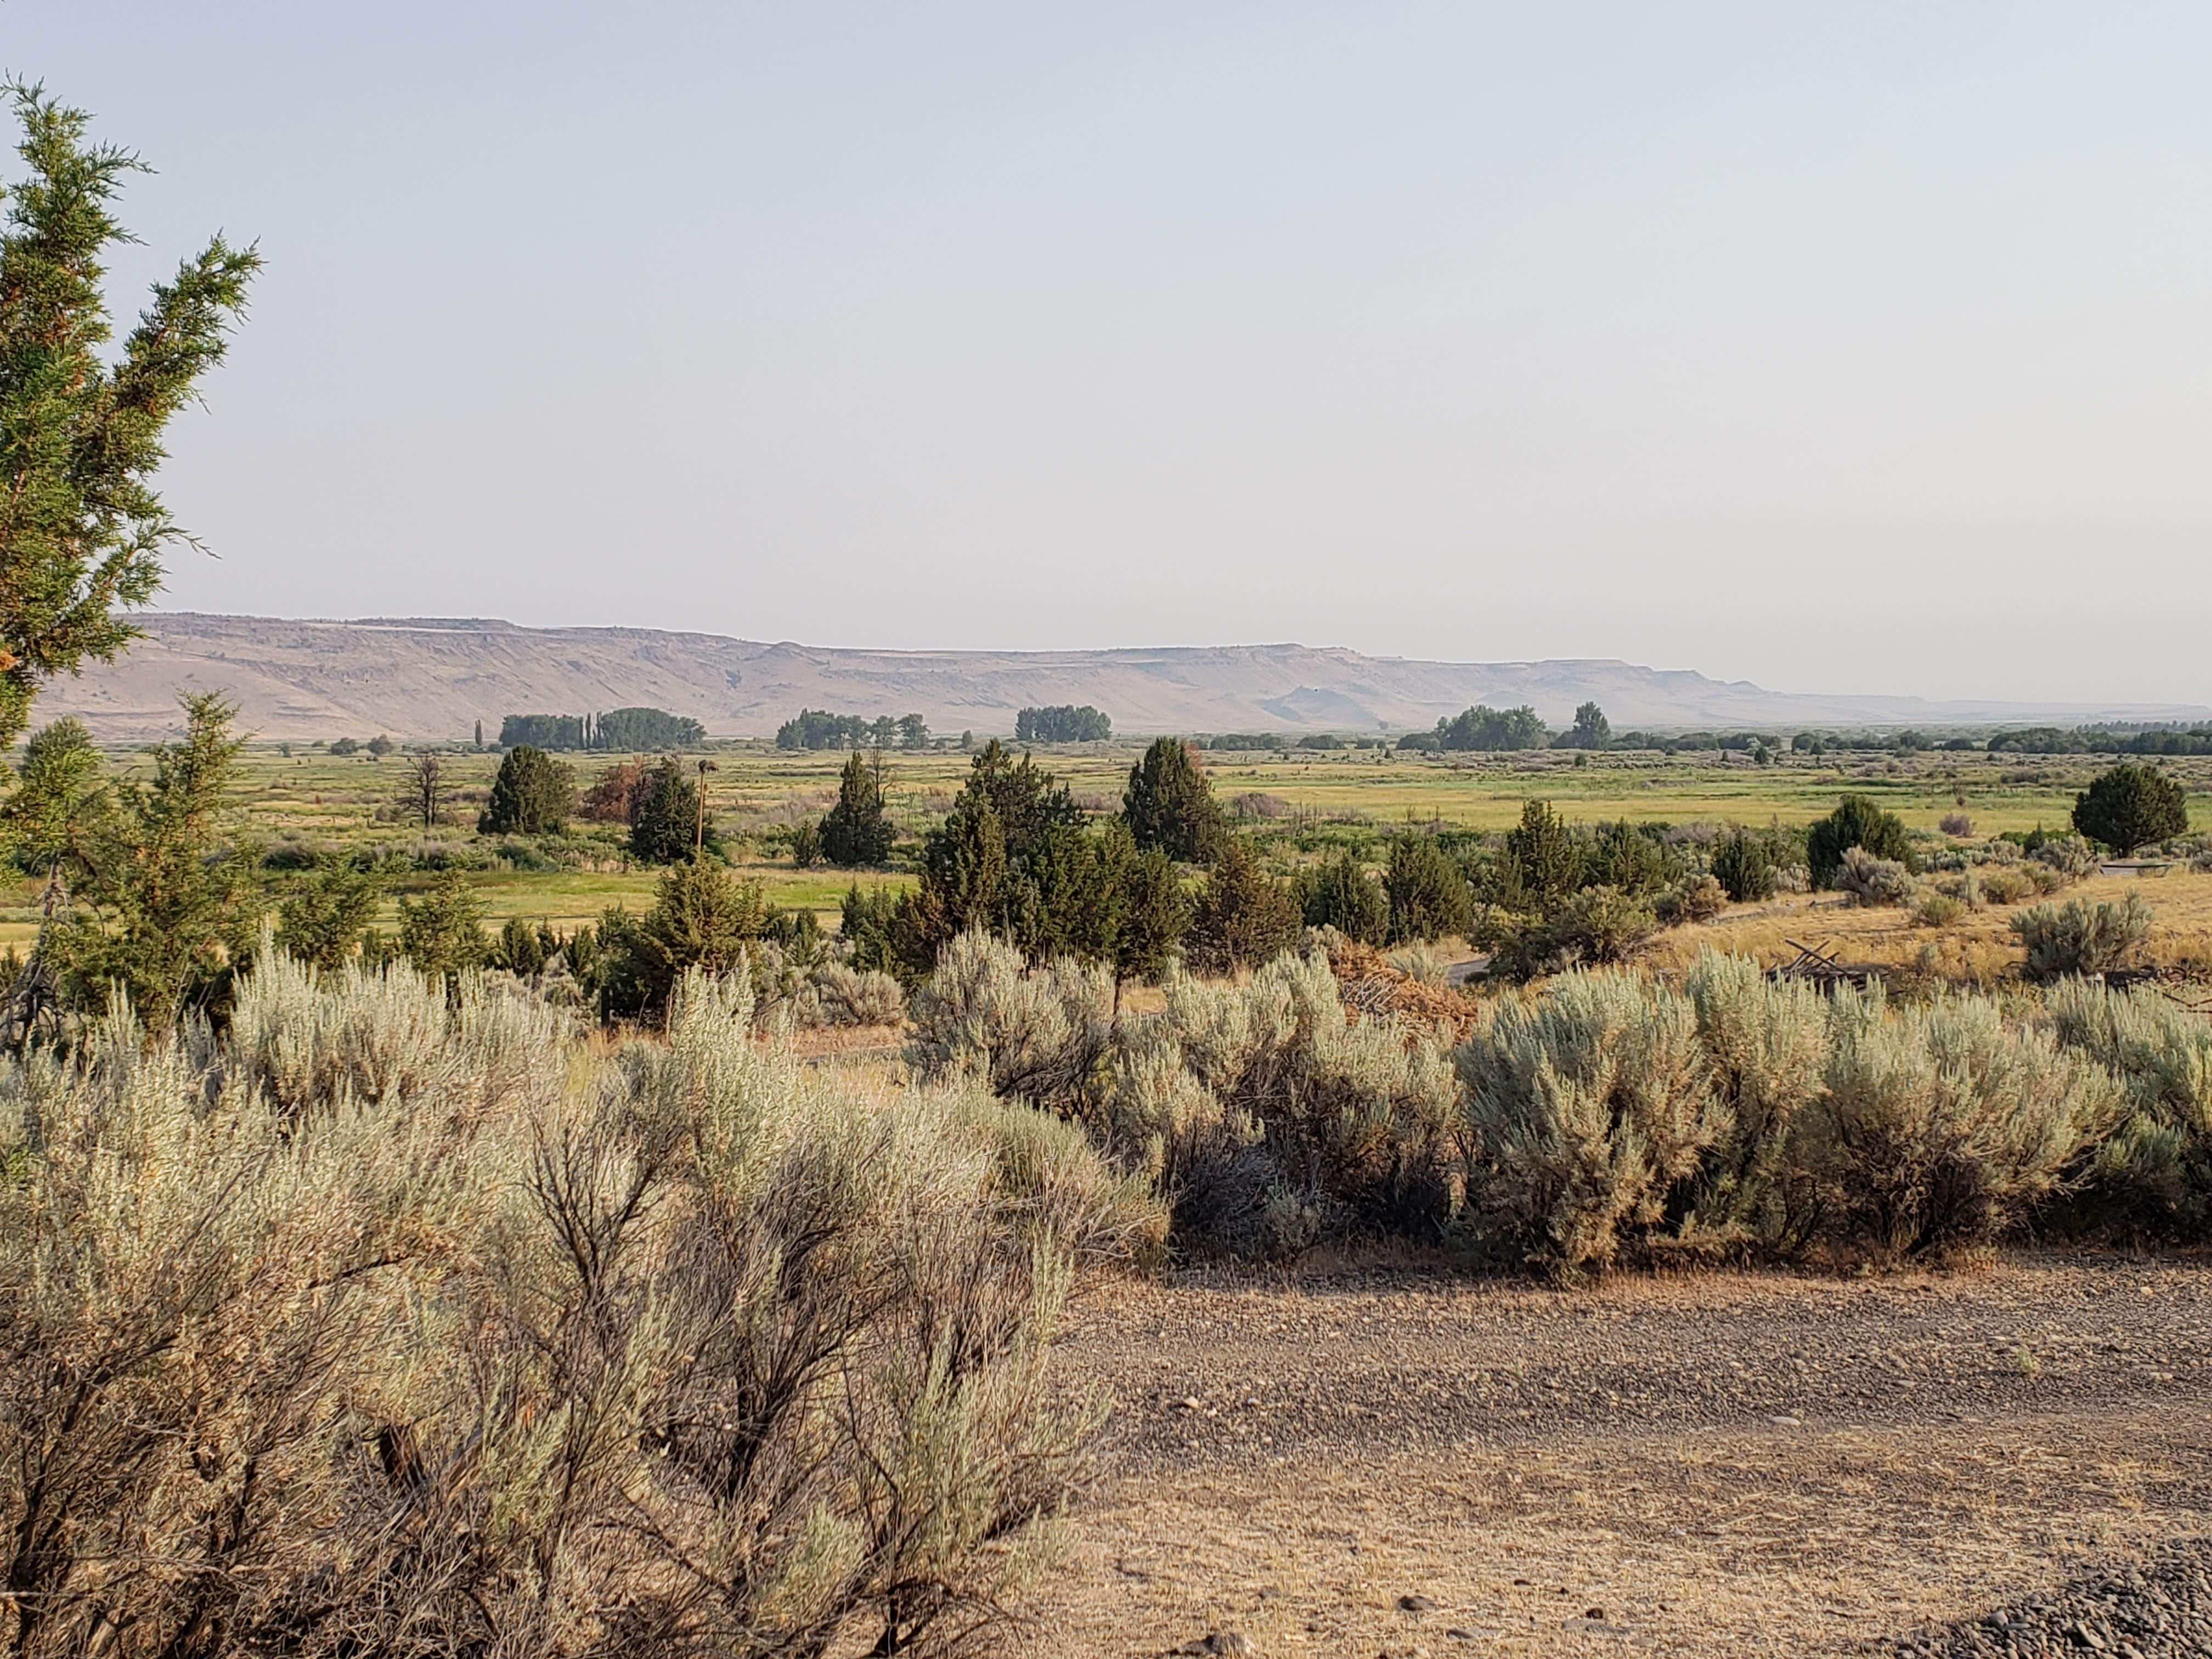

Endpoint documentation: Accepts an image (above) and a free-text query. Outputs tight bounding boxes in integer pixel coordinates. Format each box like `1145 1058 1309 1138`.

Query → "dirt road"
1023 1253 2212 1657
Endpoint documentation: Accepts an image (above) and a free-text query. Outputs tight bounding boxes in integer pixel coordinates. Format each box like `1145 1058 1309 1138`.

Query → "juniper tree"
0 84 258 747
1294 848 1389 944
1806 795 1912 888
819 749 894 866
2072 763 2188 855
1385 830 1474 943
477 744 572 834
274 859 380 971
1186 834 1297 974
630 757 713 863
1505 798 1581 902
1122 736 1225 864
397 867 487 985
44 692 261 1027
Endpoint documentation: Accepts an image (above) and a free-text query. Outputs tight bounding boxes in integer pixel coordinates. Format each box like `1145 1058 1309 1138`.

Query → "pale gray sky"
10 3 2210 702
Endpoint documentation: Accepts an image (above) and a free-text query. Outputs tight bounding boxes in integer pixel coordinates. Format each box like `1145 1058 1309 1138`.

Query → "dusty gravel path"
1022 1252 2212 1658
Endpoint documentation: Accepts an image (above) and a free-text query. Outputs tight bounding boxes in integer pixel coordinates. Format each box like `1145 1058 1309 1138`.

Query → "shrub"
2013 891 2153 983
1658 873 1728 925
1138 950 1459 1253
1803 986 2115 1256
1711 830 1775 902
1681 952 1829 1248
2030 831 2100 880
1940 811 1974 838
1913 890 1965 929
2073 763 2188 854
810 960 908 1026
1807 795 1912 888
906 929 1115 1116
1456 970 1728 1276
0 953 1110 1658
1835 847 1916 907
2045 979 2212 1238
1977 865 2035 905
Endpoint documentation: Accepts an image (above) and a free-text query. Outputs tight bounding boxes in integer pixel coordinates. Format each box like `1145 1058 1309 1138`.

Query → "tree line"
497 707 706 751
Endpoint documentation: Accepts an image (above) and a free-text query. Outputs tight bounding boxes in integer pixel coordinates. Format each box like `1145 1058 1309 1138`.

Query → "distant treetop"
776 709 929 751
1432 704 1550 752
1015 704 1111 743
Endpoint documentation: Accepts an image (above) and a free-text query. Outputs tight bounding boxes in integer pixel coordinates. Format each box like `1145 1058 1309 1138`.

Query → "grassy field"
13 735 2208 955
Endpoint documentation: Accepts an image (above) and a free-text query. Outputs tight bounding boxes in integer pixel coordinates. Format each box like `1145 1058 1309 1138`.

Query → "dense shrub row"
911 933 2212 1278
0 949 1154 1657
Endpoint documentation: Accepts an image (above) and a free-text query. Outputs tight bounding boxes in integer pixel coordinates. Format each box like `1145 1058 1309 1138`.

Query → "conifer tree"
2073 763 2188 855
0 84 259 746
45 693 260 1026
1385 830 1474 944
819 749 895 866
1186 835 1299 974
1294 849 1388 944
1122 736 1226 864
477 745 573 834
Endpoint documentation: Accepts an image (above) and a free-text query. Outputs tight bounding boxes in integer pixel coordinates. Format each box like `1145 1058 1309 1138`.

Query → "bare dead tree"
402 753 446 827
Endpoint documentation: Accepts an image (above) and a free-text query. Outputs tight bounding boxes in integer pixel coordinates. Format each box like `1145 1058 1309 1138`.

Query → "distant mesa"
37 612 2211 744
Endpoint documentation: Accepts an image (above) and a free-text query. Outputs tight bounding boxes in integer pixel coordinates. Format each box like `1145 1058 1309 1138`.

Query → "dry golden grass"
1640 868 2212 985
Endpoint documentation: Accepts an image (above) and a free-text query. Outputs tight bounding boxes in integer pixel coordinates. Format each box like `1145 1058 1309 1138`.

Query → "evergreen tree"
819 749 895 865
2 715 104 878
0 84 259 748
628 860 766 1006
1122 736 1226 864
44 693 259 1026
629 757 716 864
894 741 1085 974
2073 763 2188 855
1711 828 1776 902
477 744 573 834
1585 819 1669 896
398 868 488 986
1294 849 1388 944
275 859 380 971
1505 798 1582 901
1186 834 1298 974
1108 833 1188 992
1385 831 1474 943
1806 795 1912 888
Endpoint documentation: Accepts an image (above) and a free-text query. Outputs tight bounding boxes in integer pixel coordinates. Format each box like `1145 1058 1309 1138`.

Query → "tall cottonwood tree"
0 83 258 746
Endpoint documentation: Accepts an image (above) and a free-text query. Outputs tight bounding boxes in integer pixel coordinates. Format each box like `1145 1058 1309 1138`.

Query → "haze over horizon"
9 4 2210 704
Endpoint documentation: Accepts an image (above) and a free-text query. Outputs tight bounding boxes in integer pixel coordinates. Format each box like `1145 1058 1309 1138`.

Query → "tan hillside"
38 612 2210 743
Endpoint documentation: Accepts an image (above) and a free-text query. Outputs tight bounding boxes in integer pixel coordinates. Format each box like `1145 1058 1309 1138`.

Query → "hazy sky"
8 3 2210 702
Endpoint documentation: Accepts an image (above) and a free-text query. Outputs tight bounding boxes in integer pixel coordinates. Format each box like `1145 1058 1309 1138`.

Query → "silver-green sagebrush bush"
2012 891 2153 982
0 946 1133 1657
1455 968 1727 1276
2046 978 2212 1238
1806 984 2117 1257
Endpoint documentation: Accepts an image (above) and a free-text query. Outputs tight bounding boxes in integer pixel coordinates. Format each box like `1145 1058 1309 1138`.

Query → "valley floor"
1025 1254 2212 1657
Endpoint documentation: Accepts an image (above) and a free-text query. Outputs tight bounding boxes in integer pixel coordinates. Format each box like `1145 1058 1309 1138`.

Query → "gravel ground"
1898 1539 2212 1657
1025 1251 2212 1657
